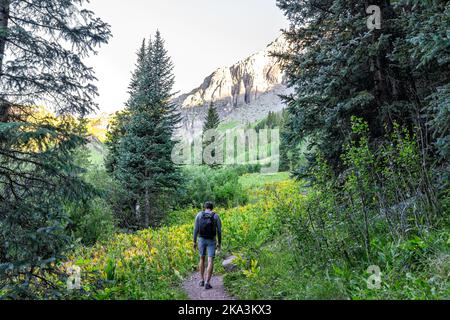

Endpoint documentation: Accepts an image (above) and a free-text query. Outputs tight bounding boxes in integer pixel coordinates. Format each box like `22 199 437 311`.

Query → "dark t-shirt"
193 211 222 244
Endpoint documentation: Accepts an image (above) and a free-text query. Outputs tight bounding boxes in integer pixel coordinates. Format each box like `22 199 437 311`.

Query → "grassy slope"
72 171 448 300
73 177 297 299
217 120 241 132
86 139 106 168
224 225 450 300
223 194 449 300
75 143 448 300
239 172 291 190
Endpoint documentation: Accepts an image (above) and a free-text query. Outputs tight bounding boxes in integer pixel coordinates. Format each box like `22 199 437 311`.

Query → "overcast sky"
85 0 289 114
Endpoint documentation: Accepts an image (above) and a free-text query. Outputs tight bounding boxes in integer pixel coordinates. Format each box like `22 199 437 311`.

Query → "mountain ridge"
174 35 291 140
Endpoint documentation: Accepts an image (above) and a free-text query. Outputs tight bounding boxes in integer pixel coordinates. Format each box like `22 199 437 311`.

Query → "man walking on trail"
193 201 222 290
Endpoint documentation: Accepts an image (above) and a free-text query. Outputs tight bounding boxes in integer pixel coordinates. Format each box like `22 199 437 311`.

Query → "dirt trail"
182 272 235 300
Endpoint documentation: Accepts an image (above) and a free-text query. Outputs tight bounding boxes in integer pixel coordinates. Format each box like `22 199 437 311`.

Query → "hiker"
193 201 222 290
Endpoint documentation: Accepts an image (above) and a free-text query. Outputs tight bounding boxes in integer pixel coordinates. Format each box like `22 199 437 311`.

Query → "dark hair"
204 201 214 210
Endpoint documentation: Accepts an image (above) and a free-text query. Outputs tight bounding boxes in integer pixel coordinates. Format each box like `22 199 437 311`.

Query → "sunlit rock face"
173 36 293 141
177 36 288 108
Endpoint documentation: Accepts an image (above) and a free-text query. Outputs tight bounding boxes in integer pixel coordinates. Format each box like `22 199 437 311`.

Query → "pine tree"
127 39 148 112
105 109 130 174
0 0 110 297
112 32 181 228
202 102 221 168
279 109 291 172
276 0 449 175
203 102 220 133
105 40 147 175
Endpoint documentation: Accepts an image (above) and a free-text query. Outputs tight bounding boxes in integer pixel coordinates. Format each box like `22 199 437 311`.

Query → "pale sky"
85 0 289 114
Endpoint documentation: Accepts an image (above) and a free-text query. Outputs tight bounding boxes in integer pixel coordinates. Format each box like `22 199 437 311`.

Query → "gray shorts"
198 237 216 258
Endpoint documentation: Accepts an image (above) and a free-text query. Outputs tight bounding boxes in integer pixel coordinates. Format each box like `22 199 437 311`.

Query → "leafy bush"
66 197 115 246
65 164 116 246
224 120 448 300
225 224 449 300
224 186 449 300
177 166 248 209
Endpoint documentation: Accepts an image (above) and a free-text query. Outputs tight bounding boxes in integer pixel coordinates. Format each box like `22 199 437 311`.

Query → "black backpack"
199 212 216 239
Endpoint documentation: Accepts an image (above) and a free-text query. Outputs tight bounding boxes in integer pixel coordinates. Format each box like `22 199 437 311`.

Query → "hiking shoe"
205 283 212 290
199 280 205 287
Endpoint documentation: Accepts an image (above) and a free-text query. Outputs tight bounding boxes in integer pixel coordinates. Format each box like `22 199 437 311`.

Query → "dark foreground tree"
0 0 110 298
277 0 449 176
107 31 181 228
276 0 449 258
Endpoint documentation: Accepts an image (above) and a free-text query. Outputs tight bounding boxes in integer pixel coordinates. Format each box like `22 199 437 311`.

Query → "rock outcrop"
222 255 239 273
176 36 288 109
173 35 292 141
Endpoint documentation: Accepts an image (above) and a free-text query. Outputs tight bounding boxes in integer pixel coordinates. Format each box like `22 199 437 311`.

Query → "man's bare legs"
206 257 214 284
199 256 206 283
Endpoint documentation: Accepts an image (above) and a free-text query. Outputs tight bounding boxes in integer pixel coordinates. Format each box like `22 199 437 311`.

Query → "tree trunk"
144 188 151 228
0 0 10 124
134 200 141 227
0 0 9 74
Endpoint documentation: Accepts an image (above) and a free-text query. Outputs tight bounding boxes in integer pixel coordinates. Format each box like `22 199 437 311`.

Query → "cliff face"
174 35 292 140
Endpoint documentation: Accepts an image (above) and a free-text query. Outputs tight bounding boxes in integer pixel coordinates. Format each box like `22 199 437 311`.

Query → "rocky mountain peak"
175 35 289 110
174 35 292 141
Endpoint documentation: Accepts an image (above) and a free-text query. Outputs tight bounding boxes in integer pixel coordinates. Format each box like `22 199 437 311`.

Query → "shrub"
66 197 116 246
226 119 448 301
178 166 248 209
66 169 116 246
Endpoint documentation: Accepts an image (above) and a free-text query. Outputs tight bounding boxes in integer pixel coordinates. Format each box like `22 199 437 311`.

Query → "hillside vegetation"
69 179 295 299
1 0 448 301
66 175 448 300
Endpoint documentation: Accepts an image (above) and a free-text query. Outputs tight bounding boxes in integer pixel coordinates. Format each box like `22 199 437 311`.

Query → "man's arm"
193 213 200 245
215 214 222 246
